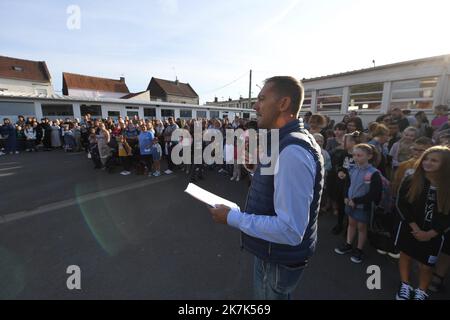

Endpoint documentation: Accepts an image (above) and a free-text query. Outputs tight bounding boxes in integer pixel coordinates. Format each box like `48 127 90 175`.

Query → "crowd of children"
76 114 252 182
305 106 450 300
1 105 450 300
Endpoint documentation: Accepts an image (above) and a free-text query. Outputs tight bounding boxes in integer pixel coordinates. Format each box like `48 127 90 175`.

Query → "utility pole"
248 69 252 109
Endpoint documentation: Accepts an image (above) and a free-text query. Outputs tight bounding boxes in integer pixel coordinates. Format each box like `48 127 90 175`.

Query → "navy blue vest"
241 119 324 265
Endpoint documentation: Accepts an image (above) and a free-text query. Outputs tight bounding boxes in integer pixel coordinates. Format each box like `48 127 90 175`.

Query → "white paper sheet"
184 183 241 210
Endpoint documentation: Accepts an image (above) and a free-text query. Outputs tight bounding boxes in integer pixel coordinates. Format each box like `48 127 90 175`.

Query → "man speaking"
209 76 324 300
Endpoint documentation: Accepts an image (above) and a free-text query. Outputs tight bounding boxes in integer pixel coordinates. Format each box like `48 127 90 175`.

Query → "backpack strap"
365 166 380 180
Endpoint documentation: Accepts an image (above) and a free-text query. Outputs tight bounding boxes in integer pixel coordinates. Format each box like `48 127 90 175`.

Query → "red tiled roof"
148 78 198 98
121 91 146 99
0 55 51 82
63 72 130 93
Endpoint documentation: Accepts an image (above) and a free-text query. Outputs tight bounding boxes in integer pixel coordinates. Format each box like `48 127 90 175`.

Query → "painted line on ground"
0 162 20 166
0 175 177 224
0 166 22 171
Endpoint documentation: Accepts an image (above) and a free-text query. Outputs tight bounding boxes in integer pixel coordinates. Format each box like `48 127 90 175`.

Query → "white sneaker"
120 171 131 176
236 177 240 182
15 151 19 154
0 152 5 156
153 171 161 177
218 169 225 173
377 249 388 255
164 169 173 175
230 177 235 181
413 288 429 300
396 282 414 300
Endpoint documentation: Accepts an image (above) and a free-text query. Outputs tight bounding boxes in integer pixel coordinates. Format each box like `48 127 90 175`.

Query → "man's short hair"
414 137 433 146
264 76 304 116
334 122 347 131
402 109 412 115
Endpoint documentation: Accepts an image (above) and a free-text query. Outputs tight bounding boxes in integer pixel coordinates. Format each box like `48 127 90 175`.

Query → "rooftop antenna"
372 60 376 68
172 66 177 81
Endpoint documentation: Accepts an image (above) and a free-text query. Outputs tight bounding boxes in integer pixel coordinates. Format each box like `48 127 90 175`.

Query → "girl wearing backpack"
334 144 382 264
394 146 450 300
330 131 362 234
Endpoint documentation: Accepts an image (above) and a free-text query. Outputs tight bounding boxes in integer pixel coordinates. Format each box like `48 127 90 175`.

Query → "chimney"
214 97 218 103
120 77 125 83
175 77 179 86
228 97 232 102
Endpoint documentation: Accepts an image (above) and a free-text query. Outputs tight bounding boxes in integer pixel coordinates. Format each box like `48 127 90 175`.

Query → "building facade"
300 54 450 126
147 78 199 105
0 55 54 96
62 72 130 99
0 92 256 122
206 97 257 110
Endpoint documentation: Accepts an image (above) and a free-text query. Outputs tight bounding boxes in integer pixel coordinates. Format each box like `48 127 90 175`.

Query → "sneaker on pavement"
15 151 19 154
120 171 131 176
395 282 414 300
377 249 388 255
350 249 364 263
334 243 353 255
153 171 161 177
0 152 5 156
230 177 235 181
164 169 173 175
413 288 429 300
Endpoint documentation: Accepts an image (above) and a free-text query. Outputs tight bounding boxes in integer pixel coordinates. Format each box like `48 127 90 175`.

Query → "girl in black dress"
395 146 450 300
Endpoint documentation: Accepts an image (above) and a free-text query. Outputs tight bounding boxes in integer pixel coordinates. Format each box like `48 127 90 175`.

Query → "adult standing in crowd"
415 111 433 138
209 76 324 300
138 124 155 175
42 118 52 151
96 122 111 167
50 120 62 149
0 118 18 155
431 105 448 131
391 107 410 132
163 117 179 175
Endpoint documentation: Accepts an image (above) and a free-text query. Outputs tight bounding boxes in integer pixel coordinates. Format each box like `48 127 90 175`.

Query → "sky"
1 0 450 104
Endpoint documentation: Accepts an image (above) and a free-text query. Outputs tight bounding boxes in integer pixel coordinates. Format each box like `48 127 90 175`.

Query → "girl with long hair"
395 146 450 300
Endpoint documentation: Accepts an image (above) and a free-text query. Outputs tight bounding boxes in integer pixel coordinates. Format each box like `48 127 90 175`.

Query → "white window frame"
390 77 438 110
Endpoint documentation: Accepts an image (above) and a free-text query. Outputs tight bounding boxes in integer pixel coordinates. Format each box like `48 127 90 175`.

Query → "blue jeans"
253 257 306 300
